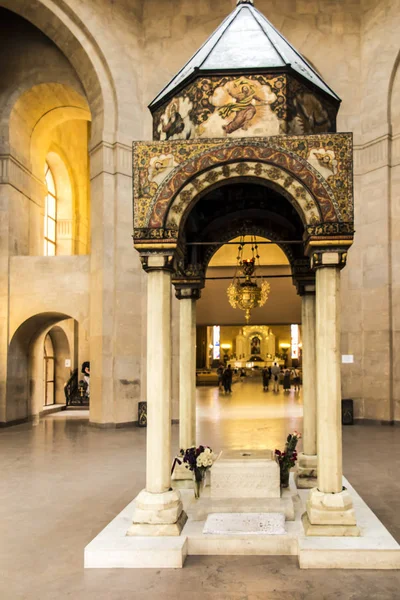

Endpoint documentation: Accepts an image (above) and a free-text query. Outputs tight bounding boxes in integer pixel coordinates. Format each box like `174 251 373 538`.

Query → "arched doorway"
5 312 86 425
43 325 73 408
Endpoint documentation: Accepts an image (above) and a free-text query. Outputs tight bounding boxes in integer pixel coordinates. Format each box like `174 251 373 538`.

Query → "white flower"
196 450 216 469
196 455 204 468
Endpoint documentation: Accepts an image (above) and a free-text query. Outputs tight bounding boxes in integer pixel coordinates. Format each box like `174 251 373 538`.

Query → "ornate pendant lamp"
227 236 270 323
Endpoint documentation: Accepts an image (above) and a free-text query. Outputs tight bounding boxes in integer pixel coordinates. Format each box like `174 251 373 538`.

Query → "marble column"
128 254 187 536
178 289 199 450
172 287 200 487
303 252 359 536
296 286 318 489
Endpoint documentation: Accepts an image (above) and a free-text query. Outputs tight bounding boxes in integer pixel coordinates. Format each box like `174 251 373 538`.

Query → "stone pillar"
178 288 200 450
296 286 317 489
128 254 187 536
303 251 359 536
172 286 201 487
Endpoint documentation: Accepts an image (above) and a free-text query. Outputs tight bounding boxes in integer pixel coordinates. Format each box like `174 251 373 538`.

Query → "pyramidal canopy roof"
150 0 340 109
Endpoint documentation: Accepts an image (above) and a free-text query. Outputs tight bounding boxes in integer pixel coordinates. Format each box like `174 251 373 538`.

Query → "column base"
129 488 185 536
305 487 359 536
302 513 360 537
127 510 188 537
295 453 317 489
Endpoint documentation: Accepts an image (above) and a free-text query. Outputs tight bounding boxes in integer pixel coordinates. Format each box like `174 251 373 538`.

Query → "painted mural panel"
287 78 336 135
152 75 337 141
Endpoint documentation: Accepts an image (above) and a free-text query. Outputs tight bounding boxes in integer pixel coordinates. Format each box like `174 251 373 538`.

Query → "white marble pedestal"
211 449 280 499
188 474 297 521
84 475 400 569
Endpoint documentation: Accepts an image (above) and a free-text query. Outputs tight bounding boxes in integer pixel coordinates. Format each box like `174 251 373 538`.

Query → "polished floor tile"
197 377 303 452
1 377 399 599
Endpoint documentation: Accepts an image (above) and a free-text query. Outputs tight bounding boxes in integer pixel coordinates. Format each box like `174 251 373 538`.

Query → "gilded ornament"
226 236 270 323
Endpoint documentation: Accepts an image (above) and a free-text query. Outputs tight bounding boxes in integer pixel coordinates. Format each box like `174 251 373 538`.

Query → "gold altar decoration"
227 236 270 323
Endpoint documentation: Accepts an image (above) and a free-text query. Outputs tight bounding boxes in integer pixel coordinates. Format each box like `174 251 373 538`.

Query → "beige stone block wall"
342 156 392 420
4 256 90 423
112 166 145 425
3 0 400 424
9 256 90 337
339 0 400 422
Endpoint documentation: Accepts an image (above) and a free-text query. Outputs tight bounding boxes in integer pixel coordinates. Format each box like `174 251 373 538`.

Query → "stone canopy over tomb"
129 0 360 548
150 0 340 141
133 0 354 291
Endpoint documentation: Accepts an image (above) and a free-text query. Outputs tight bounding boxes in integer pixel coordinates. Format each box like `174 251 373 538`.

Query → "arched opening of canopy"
175 178 305 431
198 234 300 328
163 160 324 236
194 240 304 446
177 178 308 271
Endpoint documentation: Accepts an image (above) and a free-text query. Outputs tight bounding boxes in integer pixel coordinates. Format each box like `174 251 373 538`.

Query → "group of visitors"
216 362 301 394
217 364 233 393
262 363 301 392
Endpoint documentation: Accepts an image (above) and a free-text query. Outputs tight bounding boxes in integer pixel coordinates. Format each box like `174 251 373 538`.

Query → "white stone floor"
1 378 400 599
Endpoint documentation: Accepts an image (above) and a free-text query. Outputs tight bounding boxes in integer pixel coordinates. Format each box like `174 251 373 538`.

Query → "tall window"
44 162 57 256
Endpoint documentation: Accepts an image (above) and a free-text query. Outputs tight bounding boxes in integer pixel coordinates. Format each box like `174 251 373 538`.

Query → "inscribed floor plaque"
203 512 286 535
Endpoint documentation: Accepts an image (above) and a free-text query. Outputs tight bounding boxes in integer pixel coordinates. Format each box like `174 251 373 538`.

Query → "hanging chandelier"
227 236 270 323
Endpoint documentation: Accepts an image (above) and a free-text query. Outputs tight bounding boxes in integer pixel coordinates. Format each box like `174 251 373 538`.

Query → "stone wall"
0 0 399 424
340 0 400 422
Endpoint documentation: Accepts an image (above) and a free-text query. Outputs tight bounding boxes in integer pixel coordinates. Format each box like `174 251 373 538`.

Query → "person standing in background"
217 364 224 391
262 367 270 391
271 362 280 393
291 367 301 392
283 368 291 391
222 364 233 393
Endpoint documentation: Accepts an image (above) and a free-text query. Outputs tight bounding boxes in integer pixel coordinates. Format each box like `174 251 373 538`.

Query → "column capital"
140 253 175 273
174 286 202 301
292 258 315 296
172 262 205 298
310 249 348 271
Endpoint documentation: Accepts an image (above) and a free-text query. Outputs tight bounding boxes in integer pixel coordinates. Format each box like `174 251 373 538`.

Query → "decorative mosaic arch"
165 161 321 231
133 134 354 247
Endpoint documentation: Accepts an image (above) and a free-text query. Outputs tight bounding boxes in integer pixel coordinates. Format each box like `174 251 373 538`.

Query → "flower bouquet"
180 445 216 498
275 431 302 488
